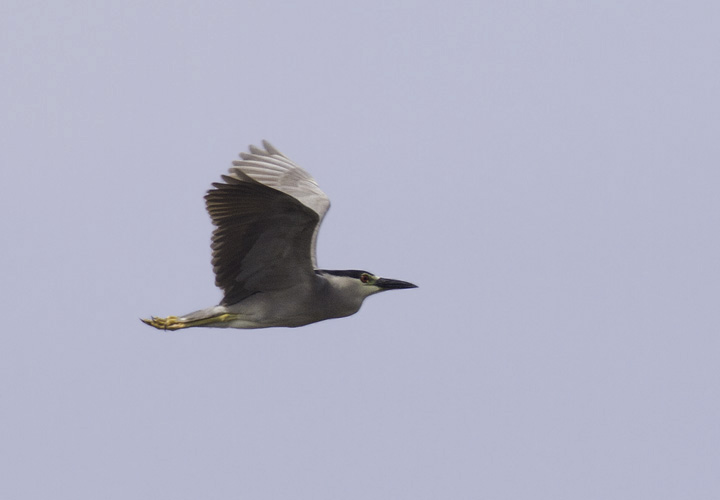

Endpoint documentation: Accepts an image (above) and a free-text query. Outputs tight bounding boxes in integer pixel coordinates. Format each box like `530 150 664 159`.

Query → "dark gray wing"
204 142 329 306
230 141 330 268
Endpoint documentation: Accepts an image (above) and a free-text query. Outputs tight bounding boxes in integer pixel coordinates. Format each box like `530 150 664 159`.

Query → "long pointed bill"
376 277 418 290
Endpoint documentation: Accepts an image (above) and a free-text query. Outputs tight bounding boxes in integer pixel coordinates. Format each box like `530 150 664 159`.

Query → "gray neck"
315 271 368 319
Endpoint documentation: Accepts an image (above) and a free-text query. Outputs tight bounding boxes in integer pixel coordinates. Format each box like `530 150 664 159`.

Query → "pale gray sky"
2 1 719 499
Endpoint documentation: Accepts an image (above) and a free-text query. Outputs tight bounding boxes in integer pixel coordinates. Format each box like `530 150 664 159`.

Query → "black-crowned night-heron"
142 141 417 330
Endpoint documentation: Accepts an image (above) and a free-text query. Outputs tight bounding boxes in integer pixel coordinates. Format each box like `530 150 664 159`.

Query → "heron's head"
320 269 417 298
319 270 417 298
315 269 417 319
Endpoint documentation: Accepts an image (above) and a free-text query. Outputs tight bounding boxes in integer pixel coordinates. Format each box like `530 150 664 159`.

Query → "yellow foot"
141 313 238 330
141 315 187 330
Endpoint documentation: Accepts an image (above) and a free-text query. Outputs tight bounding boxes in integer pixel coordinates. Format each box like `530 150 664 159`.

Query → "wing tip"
245 140 281 157
261 140 281 156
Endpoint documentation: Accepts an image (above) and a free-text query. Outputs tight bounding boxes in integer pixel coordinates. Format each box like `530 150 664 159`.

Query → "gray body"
179 272 371 328
142 141 416 330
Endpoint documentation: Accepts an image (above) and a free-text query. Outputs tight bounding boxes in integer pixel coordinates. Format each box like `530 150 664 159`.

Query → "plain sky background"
2 1 719 498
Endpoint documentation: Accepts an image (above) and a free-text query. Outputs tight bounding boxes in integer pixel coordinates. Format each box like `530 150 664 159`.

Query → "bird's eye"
361 273 370 283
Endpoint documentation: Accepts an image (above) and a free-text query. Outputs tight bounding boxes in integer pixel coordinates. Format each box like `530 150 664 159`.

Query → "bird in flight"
142 141 416 330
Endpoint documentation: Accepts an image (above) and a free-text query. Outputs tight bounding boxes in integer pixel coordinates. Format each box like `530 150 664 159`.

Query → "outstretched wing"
204 141 330 306
230 141 330 267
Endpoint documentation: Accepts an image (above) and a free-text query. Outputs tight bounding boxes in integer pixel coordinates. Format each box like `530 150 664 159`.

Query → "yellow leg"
141 313 238 330
141 315 184 330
